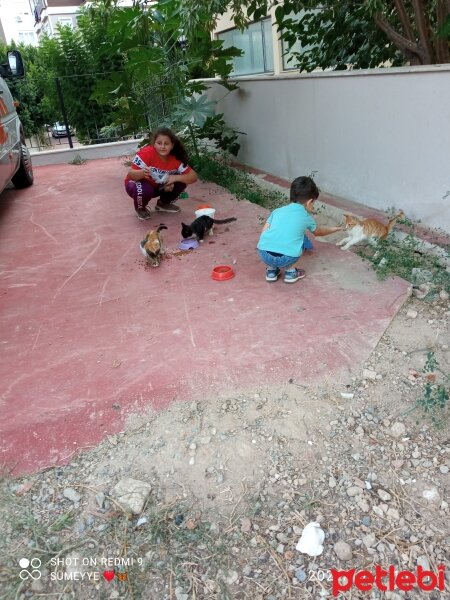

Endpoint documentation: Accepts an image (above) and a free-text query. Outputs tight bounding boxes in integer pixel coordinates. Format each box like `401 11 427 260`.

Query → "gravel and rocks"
0 295 448 599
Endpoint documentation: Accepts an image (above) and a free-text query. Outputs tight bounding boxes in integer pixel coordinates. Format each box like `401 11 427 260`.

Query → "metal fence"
23 74 182 153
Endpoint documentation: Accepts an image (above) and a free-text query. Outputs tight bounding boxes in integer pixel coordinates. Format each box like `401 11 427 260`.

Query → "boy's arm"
262 222 270 232
313 225 342 236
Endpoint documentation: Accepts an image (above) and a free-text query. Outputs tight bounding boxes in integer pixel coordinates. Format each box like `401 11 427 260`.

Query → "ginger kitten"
337 211 404 251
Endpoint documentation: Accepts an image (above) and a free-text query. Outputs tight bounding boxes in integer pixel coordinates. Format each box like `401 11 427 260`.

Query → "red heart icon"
103 570 115 581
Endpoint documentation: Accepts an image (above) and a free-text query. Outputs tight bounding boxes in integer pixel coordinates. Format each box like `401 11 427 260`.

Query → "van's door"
0 79 19 190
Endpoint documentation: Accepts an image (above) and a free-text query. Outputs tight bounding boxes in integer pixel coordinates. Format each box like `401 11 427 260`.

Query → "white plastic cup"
195 208 216 219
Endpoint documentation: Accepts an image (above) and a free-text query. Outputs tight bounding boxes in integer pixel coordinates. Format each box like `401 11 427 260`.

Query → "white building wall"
205 65 450 232
0 0 37 45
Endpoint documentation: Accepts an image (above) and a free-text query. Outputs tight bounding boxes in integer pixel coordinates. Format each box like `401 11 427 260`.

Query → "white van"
0 50 33 193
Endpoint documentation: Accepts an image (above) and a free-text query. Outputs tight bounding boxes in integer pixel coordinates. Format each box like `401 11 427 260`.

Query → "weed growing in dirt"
403 351 450 428
191 152 287 210
356 219 450 293
69 154 87 165
417 352 450 428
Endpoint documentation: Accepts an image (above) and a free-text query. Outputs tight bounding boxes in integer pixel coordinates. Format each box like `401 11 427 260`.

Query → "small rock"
387 508 400 521
363 369 377 380
223 569 239 585
390 422 406 438
406 309 418 319
347 486 362 497
334 540 353 561
111 478 151 515
362 533 376 548
295 568 307 582
422 487 440 505
439 465 449 474
439 290 449 301
30 579 44 592
362 516 371 526
377 489 392 502
417 555 431 571
174 587 188 600
328 476 337 488
63 488 81 503
95 492 105 508
240 518 252 533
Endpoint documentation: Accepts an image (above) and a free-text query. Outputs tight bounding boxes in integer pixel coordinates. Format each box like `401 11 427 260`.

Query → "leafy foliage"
417 352 449 428
244 0 449 70
275 1 404 71
1 0 243 150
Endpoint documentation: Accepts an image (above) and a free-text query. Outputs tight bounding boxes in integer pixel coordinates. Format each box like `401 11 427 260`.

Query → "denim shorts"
257 249 298 269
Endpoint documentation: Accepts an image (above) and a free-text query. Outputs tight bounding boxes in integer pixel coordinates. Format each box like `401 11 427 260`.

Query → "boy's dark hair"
152 127 189 165
290 176 319 204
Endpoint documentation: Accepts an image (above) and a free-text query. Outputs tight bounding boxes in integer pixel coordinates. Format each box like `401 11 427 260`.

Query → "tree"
242 0 450 71
368 0 450 65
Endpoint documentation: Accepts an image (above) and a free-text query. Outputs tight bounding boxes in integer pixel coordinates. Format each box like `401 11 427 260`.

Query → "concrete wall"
206 65 450 232
30 139 142 166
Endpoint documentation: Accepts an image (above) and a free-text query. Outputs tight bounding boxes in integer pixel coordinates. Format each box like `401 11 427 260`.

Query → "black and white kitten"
181 216 237 242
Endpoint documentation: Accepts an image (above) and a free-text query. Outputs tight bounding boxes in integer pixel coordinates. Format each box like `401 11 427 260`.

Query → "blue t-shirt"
257 203 317 257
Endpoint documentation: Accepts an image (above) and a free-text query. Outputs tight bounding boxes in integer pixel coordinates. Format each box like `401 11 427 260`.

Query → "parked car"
51 122 73 138
0 50 33 192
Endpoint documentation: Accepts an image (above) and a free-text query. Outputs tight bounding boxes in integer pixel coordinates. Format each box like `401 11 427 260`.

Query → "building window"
281 10 321 71
218 19 273 76
18 31 36 44
58 17 73 28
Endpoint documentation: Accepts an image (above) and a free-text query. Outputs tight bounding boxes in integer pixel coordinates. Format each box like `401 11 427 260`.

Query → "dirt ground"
0 283 449 599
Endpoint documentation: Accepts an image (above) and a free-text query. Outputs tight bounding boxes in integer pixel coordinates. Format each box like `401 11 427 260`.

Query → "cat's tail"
157 224 168 232
386 211 404 232
212 218 237 224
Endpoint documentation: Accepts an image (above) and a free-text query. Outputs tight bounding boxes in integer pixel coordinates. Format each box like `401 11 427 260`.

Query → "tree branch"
374 12 425 64
393 0 415 42
411 0 433 63
436 0 450 63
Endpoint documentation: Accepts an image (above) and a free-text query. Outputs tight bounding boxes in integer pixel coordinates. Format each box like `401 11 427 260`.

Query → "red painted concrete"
0 158 410 475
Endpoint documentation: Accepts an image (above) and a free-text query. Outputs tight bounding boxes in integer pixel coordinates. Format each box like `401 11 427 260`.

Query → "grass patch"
356 228 450 293
191 152 287 210
69 154 87 165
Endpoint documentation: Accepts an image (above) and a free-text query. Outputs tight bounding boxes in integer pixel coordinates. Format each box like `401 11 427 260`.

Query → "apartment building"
0 0 37 45
28 0 84 39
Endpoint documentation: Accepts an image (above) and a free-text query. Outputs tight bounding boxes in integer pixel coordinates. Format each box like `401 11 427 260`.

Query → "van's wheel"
12 142 34 189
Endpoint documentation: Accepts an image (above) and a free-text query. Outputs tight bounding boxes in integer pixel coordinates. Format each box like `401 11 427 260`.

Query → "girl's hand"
166 174 178 185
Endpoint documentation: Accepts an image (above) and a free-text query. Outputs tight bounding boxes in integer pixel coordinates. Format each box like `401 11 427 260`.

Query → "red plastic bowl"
211 265 235 281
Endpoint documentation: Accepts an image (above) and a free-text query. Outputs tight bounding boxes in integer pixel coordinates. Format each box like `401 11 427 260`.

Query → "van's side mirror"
7 50 25 78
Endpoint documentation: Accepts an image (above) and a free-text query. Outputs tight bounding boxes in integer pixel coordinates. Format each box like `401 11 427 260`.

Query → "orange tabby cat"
337 211 404 250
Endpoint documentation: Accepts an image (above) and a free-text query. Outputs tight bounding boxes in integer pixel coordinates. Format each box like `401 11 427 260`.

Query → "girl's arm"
167 169 198 185
314 225 342 236
261 222 270 232
127 166 150 181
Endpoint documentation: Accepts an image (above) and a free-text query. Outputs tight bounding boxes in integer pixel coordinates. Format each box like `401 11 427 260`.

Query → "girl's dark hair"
151 127 189 165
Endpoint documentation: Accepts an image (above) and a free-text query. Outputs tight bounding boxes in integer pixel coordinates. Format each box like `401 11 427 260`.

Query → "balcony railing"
32 0 46 23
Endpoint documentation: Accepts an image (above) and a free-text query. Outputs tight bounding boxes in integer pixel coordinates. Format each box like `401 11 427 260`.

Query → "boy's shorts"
257 237 313 269
257 249 298 269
